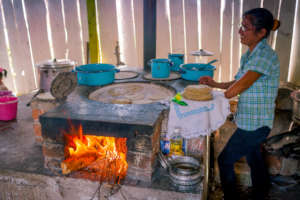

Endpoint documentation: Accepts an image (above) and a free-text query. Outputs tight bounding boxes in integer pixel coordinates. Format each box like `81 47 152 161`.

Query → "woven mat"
143 72 181 81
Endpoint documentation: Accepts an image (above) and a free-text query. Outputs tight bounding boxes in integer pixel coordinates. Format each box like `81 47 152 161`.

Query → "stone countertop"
40 67 197 129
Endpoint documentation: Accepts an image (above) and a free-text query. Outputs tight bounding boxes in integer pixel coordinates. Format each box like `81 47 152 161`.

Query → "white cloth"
167 91 230 139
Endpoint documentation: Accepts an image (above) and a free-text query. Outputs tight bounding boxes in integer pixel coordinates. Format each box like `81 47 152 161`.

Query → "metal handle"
206 59 218 65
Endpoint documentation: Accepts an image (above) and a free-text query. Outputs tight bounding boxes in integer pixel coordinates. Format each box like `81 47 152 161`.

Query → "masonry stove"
39 82 176 184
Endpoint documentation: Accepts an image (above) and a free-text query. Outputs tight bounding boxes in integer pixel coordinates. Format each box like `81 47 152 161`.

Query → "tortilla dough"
111 98 132 104
126 85 143 94
182 84 213 101
108 88 128 97
89 82 175 104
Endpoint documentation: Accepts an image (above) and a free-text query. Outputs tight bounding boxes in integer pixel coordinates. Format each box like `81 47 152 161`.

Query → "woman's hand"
199 76 216 87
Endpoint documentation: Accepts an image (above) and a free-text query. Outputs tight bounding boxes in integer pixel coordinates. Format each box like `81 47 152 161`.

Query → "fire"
61 125 128 183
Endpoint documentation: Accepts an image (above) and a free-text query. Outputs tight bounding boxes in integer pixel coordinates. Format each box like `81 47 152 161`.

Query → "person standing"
199 8 281 200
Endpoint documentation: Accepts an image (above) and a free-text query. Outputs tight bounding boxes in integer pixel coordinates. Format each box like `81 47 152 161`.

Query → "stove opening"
61 124 128 183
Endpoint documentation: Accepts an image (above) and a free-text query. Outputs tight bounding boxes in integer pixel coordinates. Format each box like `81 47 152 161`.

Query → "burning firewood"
61 124 128 182
61 152 98 174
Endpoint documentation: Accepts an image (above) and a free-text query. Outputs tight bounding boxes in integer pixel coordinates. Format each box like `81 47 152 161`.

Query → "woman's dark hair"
0 69 7 79
243 8 280 38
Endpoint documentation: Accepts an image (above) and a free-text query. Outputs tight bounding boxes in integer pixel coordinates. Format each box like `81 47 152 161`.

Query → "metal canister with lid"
36 58 76 92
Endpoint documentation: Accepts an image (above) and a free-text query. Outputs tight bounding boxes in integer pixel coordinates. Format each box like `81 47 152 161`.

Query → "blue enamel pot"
179 60 217 81
75 64 119 86
149 58 173 78
168 53 184 71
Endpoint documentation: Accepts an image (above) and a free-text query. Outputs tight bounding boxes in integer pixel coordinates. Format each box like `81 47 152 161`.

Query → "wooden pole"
143 0 156 71
86 0 100 63
289 1 300 86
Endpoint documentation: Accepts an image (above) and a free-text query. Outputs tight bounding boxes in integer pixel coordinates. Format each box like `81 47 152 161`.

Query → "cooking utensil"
148 58 173 78
36 58 76 92
75 64 119 86
178 61 217 81
190 49 214 56
168 54 184 72
206 59 218 65
168 156 202 191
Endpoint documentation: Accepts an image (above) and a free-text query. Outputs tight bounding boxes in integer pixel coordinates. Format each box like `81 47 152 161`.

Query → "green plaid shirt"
234 39 280 131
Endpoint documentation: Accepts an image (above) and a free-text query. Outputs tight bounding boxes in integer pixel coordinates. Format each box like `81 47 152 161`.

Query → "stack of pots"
168 156 202 191
158 152 202 192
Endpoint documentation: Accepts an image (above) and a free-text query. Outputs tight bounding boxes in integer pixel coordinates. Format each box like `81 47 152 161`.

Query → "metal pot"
148 58 173 78
291 90 300 124
168 54 184 72
75 64 119 86
168 156 202 190
36 58 76 92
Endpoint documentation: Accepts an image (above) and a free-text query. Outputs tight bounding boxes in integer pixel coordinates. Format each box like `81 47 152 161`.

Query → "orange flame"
61 124 128 183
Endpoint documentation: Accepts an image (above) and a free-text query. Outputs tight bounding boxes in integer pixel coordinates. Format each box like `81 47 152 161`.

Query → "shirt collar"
246 38 267 58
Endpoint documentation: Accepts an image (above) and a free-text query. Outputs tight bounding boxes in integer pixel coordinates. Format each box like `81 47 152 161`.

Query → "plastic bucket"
149 58 172 78
168 54 184 71
0 96 18 121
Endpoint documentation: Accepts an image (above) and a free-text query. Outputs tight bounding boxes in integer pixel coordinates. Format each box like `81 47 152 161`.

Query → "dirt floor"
1 94 300 200
208 176 300 200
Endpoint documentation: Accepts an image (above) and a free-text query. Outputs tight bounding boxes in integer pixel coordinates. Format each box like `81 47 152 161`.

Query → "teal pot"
149 58 173 78
168 54 184 71
179 61 217 81
75 64 119 86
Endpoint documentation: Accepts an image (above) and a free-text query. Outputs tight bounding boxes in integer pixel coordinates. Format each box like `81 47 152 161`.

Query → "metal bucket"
291 90 300 124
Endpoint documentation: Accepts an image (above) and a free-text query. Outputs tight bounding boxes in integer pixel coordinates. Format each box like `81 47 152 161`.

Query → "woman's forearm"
224 70 262 99
212 80 236 89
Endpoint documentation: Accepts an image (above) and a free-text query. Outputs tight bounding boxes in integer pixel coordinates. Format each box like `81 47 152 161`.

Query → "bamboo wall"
0 0 299 95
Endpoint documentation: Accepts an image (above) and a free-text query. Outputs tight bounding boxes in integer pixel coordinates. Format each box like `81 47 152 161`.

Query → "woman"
199 8 280 200
0 67 8 91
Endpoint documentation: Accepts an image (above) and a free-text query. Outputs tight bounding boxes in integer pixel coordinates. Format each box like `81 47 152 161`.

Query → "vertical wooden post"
289 1 300 86
143 0 156 71
86 0 100 63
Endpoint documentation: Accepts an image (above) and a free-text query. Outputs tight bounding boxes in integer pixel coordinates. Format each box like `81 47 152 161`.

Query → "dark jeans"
218 126 270 200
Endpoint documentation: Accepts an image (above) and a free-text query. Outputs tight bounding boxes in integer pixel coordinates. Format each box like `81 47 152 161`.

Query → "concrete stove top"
39 68 196 141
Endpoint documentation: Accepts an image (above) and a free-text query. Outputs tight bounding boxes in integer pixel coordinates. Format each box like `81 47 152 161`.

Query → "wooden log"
61 152 98 174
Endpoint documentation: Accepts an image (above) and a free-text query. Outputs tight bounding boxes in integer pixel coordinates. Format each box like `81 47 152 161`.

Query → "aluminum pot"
168 156 202 186
291 90 300 124
36 58 75 92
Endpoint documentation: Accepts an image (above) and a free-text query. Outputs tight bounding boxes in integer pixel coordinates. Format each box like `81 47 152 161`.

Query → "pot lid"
50 72 77 100
190 49 214 56
37 58 76 69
